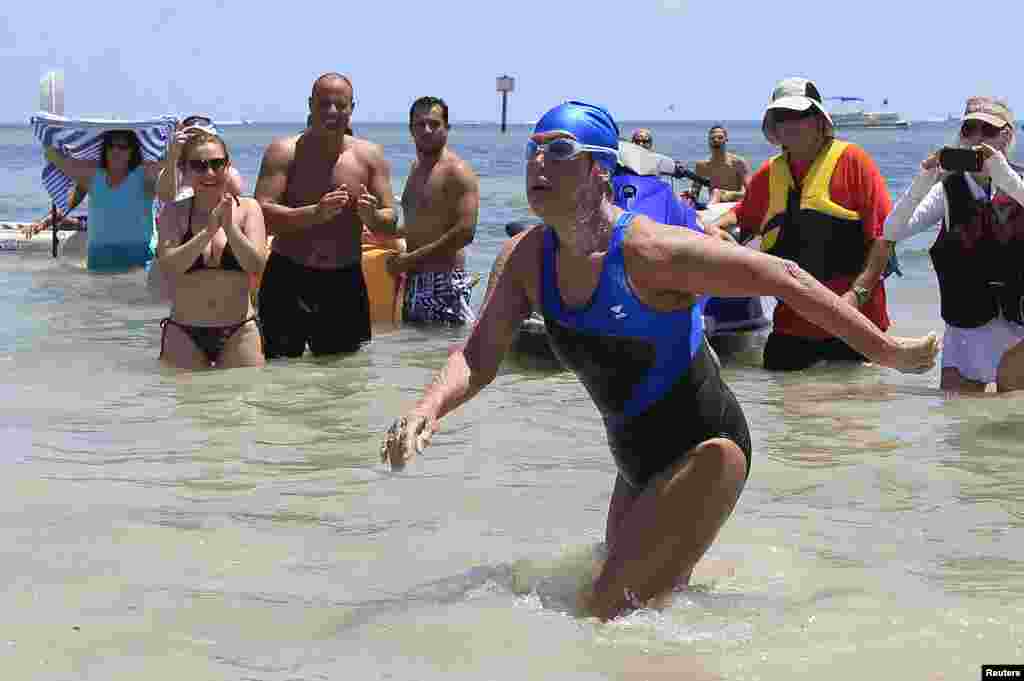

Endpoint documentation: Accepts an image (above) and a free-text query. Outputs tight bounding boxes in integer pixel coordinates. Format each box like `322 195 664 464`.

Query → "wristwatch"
852 285 871 307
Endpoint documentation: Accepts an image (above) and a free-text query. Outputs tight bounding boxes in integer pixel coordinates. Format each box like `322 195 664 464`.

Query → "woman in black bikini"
156 132 267 369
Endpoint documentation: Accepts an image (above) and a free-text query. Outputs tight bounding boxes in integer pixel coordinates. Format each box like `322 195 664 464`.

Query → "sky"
2 0 1021 124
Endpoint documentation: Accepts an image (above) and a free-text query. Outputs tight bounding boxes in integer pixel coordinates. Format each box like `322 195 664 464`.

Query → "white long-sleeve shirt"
883 152 1024 243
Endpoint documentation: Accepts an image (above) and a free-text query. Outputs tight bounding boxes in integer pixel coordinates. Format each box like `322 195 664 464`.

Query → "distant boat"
826 96 909 129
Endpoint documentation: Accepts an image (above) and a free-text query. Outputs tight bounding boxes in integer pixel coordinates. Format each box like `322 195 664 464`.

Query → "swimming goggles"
525 138 619 163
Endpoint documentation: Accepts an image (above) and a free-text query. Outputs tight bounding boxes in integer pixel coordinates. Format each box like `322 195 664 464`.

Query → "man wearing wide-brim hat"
707 77 893 371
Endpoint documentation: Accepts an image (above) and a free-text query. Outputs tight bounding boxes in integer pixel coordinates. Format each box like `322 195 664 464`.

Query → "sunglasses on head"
187 157 228 172
525 137 618 162
961 120 1005 139
182 116 213 128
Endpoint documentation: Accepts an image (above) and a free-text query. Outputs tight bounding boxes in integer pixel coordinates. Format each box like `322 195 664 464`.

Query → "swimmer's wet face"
309 75 354 134
526 130 614 256
526 131 594 219
410 103 448 155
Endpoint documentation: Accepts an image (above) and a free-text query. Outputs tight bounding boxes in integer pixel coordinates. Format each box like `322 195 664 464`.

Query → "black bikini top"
183 198 243 273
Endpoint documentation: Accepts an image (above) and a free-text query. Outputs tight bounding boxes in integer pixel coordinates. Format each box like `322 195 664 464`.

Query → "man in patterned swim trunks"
388 96 480 326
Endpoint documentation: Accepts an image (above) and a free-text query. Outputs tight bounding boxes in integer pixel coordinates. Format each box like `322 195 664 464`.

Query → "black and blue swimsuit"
540 212 751 489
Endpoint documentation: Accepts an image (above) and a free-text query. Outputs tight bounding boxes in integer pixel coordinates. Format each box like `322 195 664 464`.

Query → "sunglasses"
525 138 619 163
187 157 228 172
107 141 134 150
182 116 213 128
961 120 1005 139
771 107 817 124
633 137 652 148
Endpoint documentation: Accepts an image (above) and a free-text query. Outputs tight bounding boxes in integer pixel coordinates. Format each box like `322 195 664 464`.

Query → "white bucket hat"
761 77 833 143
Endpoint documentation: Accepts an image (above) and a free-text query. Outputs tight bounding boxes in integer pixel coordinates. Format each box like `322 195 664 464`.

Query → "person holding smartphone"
865 96 1024 392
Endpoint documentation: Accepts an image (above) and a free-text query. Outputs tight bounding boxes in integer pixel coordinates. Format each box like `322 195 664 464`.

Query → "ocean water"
1 121 1021 680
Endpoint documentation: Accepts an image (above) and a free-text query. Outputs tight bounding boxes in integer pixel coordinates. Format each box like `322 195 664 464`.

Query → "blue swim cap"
533 101 620 171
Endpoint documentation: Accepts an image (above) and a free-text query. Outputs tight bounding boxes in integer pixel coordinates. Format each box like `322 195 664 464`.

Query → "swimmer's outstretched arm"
630 218 938 374
381 235 533 469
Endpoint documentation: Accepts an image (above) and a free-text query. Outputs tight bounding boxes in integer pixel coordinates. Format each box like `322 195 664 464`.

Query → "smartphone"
939 147 984 173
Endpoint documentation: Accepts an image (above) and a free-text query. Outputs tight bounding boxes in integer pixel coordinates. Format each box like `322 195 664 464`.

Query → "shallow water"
1 122 1022 679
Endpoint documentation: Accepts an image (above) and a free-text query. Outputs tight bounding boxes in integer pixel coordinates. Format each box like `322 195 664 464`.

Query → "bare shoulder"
694 159 710 172
443 151 479 188
157 199 187 236
496 222 543 281
625 214 702 261
261 134 300 167
729 152 749 168
350 136 387 165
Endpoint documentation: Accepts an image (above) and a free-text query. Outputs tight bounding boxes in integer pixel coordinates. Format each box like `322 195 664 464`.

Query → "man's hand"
921 149 941 172
315 186 351 223
380 414 438 471
386 252 411 276
356 183 380 228
22 216 52 237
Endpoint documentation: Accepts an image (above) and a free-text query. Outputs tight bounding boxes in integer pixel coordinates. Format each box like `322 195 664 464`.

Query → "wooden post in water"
51 202 58 258
496 75 515 133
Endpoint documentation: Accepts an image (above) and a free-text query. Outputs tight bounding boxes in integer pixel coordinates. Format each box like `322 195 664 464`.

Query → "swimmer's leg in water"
582 437 747 621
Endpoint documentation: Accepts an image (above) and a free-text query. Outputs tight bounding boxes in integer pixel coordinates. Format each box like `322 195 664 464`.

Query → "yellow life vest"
758 140 868 282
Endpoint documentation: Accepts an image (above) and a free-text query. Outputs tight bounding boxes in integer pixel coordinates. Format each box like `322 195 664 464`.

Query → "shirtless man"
254 73 397 357
694 125 750 204
630 128 654 150
388 96 480 326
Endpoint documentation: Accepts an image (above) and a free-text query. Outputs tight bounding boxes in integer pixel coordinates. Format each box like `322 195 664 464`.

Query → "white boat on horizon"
826 96 909 129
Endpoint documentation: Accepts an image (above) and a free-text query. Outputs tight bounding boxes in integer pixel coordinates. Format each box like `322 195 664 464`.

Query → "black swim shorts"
258 252 371 358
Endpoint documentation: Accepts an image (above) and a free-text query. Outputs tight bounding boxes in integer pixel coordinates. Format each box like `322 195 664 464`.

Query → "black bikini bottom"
160 316 259 365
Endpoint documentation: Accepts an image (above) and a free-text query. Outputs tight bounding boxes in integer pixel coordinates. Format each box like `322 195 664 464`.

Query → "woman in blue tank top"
44 130 174 271
381 101 940 621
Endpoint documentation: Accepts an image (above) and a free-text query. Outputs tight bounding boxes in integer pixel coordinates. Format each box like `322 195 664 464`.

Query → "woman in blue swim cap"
381 101 939 621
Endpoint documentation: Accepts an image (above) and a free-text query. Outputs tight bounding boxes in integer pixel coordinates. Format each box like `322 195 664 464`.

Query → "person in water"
705 77 894 371
44 130 172 271
868 96 1024 392
380 100 939 622
630 128 653 150
156 131 267 369
162 115 245 202
694 125 750 204
389 96 480 326
255 72 397 357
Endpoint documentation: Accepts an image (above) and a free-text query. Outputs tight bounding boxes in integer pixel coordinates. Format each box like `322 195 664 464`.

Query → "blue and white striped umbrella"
30 112 177 212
